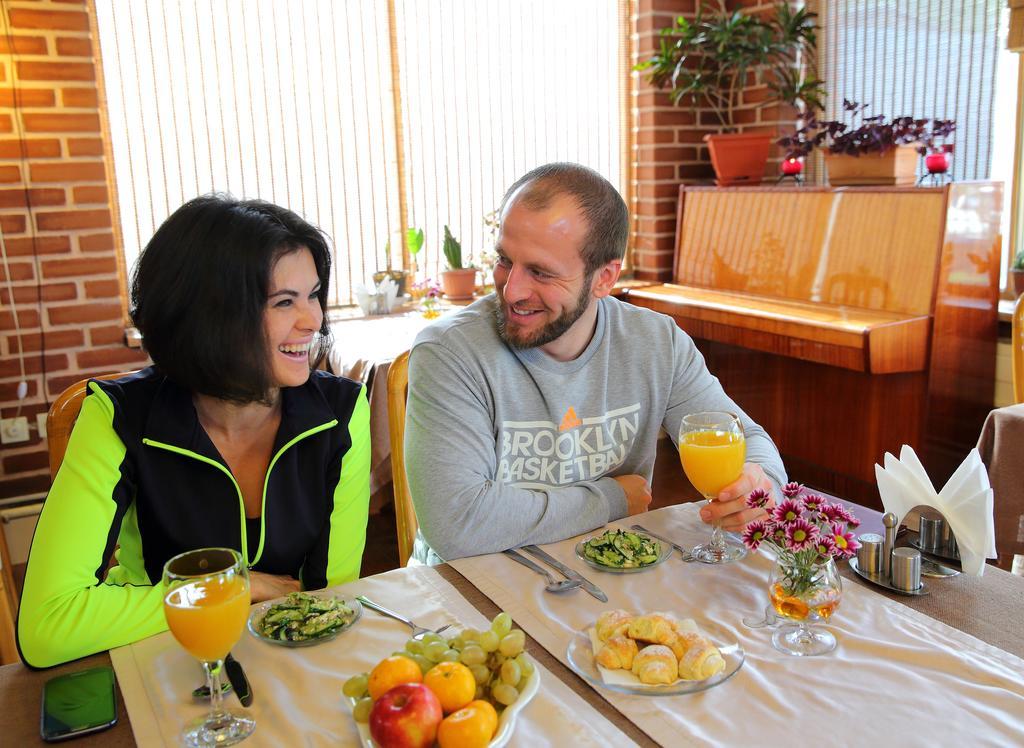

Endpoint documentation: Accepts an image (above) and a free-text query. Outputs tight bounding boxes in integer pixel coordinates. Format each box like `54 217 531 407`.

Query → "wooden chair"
47 371 138 478
1014 294 1024 404
386 351 418 567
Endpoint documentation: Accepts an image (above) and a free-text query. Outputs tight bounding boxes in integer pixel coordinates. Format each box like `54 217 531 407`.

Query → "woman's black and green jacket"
17 367 370 668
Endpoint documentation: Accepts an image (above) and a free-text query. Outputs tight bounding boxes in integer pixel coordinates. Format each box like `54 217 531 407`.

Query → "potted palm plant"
439 225 477 300
636 1 825 186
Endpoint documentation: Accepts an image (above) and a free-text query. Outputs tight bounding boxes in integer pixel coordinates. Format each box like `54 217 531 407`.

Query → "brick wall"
631 0 800 280
0 0 148 501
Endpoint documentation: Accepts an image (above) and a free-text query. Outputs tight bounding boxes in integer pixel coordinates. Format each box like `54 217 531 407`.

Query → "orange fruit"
423 661 477 713
368 655 423 700
437 700 499 748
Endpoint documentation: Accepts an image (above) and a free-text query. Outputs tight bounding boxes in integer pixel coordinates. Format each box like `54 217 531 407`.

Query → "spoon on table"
503 549 582 593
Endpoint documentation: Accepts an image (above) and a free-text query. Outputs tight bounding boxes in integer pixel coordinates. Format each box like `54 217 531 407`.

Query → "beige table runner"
111 566 631 747
450 503 1024 747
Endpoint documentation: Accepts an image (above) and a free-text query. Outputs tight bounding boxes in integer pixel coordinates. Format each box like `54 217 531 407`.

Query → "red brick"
0 35 48 55
56 37 92 57
3 451 49 473
72 185 107 204
36 208 111 231
8 9 90 32
8 328 85 353
0 88 55 107
0 214 26 233
0 188 65 208
47 302 120 326
0 261 34 281
0 473 50 501
84 279 120 298
67 137 102 156
79 232 114 252
0 353 67 379
30 161 105 183
62 87 97 107
89 324 128 346
639 110 695 128
0 138 61 158
22 112 99 132
635 164 677 181
16 61 94 82
0 165 21 182
41 255 116 278
0 282 77 304
77 347 148 370
0 308 40 328
1 235 71 256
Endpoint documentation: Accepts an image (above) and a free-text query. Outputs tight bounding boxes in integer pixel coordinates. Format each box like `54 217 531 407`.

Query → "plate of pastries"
565 609 744 695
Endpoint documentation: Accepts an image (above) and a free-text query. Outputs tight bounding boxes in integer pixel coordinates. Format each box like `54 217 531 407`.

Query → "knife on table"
521 545 608 603
225 652 253 707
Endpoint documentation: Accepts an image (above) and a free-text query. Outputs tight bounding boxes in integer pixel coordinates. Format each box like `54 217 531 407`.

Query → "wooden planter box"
824 145 919 186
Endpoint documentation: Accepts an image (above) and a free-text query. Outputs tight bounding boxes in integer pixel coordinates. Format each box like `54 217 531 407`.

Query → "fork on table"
356 595 453 638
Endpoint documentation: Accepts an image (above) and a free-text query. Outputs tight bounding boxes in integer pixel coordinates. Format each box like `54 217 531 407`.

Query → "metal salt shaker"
882 512 898 580
856 533 884 574
891 547 922 591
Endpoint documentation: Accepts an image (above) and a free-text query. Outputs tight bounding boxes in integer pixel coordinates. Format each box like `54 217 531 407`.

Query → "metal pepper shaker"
882 512 898 580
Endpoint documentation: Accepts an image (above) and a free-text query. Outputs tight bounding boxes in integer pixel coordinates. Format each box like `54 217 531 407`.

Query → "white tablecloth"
110 566 631 747
450 503 1024 747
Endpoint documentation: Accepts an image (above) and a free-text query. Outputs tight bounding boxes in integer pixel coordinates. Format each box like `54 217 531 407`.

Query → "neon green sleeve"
17 387 168 668
323 386 371 586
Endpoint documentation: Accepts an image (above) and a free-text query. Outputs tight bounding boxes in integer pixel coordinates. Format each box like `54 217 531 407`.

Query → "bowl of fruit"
343 612 539 748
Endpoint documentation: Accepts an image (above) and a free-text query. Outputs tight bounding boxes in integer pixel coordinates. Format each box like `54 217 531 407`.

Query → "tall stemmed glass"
679 412 747 564
163 548 255 747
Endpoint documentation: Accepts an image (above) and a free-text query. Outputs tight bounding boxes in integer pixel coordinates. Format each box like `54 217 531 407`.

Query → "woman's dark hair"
131 194 333 403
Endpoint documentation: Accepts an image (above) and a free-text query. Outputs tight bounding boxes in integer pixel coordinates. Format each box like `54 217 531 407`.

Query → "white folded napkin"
875 445 996 575
354 278 399 315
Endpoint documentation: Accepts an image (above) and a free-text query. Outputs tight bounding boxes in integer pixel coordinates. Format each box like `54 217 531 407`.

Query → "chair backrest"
47 371 138 478
386 351 418 567
1014 294 1024 404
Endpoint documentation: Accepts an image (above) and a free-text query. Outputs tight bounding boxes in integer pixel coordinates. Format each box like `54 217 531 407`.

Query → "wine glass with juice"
679 412 747 564
163 548 255 747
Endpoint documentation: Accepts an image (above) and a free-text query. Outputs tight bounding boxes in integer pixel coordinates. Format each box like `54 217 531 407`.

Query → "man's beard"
494 273 593 350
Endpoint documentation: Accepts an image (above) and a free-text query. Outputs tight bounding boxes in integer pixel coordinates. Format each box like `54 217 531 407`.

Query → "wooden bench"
623 184 1002 506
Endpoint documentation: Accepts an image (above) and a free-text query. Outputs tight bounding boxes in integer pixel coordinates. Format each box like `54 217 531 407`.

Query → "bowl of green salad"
248 590 361 647
575 529 672 573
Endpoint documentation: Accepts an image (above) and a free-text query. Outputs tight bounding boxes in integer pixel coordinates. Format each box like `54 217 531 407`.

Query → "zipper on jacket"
142 417 339 569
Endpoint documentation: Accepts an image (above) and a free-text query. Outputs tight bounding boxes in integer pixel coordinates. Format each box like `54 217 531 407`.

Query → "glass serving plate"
346 666 540 748
565 620 744 696
574 536 673 573
247 592 361 647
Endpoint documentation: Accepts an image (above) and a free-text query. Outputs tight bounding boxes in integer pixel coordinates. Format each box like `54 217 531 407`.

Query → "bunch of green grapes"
398 612 535 709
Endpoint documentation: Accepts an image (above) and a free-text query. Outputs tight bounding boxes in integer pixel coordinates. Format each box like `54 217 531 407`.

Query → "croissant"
627 614 677 646
675 634 726 680
631 644 677 685
595 609 634 642
595 634 639 670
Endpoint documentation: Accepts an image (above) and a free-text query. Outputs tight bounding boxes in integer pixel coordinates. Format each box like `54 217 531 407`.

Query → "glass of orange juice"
679 412 747 564
163 548 255 747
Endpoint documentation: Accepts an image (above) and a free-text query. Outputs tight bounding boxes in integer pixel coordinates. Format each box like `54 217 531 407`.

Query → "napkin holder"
355 278 399 316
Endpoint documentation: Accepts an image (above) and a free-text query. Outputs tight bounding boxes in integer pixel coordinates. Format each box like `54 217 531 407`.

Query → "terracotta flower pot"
703 132 772 187
824 145 919 186
440 268 477 300
1012 269 1024 297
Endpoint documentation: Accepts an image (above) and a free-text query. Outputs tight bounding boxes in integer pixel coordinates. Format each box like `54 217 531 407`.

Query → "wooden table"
3 505 1021 746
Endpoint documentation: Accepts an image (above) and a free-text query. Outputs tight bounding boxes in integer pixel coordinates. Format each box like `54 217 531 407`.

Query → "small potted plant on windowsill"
778 99 956 186
635 2 825 186
439 225 477 300
1012 249 1024 297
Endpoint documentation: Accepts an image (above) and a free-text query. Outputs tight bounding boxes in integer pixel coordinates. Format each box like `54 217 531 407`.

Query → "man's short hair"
499 162 629 274
130 194 333 403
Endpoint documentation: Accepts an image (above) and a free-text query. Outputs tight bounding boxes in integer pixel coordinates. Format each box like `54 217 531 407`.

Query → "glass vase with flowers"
742 483 860 656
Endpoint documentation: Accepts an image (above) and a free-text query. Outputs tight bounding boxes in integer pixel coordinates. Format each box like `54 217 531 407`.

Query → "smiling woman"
16 196 371 668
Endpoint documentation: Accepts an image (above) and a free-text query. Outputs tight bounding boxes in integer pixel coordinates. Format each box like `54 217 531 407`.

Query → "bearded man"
405 163 785 564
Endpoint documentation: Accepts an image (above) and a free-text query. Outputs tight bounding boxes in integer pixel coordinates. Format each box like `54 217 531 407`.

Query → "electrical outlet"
1 416 30 444
37 412 47 439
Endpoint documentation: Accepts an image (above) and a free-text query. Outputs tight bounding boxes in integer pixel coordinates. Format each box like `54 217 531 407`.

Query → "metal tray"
848 557 929 596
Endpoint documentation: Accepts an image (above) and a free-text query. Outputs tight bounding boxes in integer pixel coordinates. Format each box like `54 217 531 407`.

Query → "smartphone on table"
40 665 118 742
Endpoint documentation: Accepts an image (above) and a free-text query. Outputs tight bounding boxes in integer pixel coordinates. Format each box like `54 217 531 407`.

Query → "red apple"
368 683 443 748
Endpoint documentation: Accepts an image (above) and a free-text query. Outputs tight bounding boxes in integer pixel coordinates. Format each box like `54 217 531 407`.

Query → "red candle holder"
781 157 804 176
